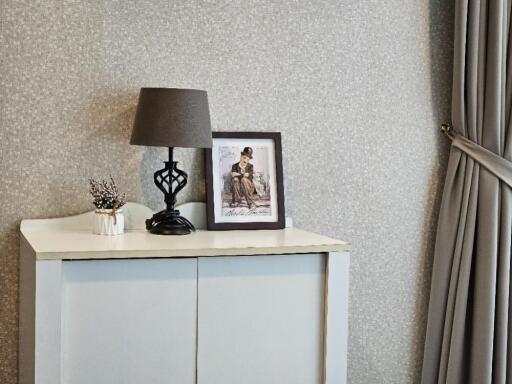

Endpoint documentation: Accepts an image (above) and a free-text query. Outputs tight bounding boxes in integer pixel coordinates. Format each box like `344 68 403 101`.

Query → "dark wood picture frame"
205 132 285 230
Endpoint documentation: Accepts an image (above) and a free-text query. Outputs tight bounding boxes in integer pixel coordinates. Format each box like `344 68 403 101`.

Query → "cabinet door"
61 258 197 384
197 254 325 384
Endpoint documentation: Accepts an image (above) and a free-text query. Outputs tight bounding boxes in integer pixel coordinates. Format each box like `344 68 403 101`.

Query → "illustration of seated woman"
230 147 258 209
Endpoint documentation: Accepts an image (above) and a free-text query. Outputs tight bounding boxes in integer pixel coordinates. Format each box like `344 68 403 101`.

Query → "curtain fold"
422 0 512 383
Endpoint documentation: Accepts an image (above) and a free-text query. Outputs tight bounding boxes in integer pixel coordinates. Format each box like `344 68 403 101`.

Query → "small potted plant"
89 177 126 235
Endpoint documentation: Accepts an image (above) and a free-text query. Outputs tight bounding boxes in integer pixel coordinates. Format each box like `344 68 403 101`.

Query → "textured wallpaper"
0 1 453 382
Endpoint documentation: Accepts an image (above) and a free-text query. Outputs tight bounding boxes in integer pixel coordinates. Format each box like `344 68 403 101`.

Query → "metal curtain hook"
440 123 455 140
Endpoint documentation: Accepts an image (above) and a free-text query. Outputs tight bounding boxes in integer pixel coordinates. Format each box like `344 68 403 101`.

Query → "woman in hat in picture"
230 147 257 209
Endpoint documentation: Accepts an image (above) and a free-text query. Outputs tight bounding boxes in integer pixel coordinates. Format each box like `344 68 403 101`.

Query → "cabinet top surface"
21 227 350 260
19 203 350 260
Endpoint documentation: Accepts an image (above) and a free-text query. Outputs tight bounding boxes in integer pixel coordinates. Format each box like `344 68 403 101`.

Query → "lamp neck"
168 147 174 167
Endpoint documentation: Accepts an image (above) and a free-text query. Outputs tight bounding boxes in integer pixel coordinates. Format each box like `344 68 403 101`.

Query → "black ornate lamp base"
147 147 195 235
146 209 195 235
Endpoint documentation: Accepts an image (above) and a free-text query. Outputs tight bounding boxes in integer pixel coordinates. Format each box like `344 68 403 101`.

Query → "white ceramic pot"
93 208 124 235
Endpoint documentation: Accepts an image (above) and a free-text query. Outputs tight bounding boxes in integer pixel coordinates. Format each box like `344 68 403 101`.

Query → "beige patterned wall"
0 1 453 382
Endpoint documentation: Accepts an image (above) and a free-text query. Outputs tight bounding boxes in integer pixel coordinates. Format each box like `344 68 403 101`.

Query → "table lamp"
130 88 212 235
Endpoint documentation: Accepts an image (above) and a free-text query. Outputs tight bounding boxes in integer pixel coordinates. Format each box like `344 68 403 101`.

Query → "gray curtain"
422 0 512 383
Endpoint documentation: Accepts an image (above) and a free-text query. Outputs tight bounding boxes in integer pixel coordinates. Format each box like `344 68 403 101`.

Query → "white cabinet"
19 203 350 384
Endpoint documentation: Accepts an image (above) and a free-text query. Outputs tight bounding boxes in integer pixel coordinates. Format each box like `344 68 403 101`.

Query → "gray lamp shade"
130 88 213 148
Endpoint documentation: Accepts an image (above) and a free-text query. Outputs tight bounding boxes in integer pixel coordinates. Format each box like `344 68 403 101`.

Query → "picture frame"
205 132 285 230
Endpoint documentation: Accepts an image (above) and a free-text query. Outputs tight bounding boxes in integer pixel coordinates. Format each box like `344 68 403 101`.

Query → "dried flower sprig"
89 176 126 210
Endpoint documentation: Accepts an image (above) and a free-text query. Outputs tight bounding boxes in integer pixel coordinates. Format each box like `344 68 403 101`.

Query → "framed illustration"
205 132 285 230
